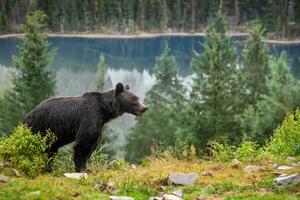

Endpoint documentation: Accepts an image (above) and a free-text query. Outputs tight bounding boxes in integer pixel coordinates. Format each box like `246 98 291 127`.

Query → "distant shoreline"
1 32 300 44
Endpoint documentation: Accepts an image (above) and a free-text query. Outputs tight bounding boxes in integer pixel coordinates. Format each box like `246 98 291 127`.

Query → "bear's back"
24 95 94 137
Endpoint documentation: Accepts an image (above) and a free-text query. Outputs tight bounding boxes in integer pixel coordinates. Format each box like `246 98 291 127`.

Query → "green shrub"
209 140 236 162
0 125 56 178
236 140 263 163
265 110 300 160
88 145 109 170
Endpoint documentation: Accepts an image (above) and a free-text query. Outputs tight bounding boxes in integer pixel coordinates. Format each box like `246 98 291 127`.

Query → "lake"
1 35 300 98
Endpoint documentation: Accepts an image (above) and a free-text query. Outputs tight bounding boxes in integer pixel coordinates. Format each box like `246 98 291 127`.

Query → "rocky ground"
0 157 299 200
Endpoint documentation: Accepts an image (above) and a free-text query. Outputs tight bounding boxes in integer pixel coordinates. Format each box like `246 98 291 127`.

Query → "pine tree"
95 54 107 91
125 44 186 162
188 13 240 145
242 22 270 104
240 52 300 142
0 11 56 135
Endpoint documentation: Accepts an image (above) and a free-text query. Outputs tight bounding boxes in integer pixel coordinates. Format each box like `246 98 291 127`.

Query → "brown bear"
23 82 148 172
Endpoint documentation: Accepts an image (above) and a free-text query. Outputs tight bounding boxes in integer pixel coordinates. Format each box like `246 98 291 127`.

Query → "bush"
265 110 300 160
0 125 56 178
209 140 236 162
236 140 263 163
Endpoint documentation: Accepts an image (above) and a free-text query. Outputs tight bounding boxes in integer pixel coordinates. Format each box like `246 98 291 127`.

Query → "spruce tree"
188 13 240 145
242 22 270 104
240 52 300 142
0 11 56 135
95 54 107 91
125 44 186 162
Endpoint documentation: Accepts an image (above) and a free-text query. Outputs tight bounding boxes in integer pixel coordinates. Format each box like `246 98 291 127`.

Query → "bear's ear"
115 82 124 95
125 85 130 90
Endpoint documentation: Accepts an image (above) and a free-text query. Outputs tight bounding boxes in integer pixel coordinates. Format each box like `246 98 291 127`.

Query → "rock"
231 159 241 168
162 194 182 200
95 182 115 193
12 169 20 177
243 165 260 172
168 172 198 186
201 171 213 177
0 174 9 183
28 191 41 196
272 163 278 168
291 162 300 167
131 164 137 169
196 195 206 200
287 157 296 161
171 189 183 198
149 197 163 200
3 161 11 167
63 172 87 179
159 186 167 192
277 166 292 170
273 173 300 188
150 197 163 200
109 196 134 200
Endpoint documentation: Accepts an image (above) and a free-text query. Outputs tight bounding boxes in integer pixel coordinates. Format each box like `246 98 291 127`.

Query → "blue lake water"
0 36 300 97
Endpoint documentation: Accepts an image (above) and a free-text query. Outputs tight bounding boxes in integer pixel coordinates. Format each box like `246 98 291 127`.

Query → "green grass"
0 156 299 200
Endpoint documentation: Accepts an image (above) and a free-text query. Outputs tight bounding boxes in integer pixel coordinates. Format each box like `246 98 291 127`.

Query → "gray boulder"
168 172 198 186
273 173 300 188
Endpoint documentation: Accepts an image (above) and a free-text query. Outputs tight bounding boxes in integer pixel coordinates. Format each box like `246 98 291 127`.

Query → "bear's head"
113 82 148 117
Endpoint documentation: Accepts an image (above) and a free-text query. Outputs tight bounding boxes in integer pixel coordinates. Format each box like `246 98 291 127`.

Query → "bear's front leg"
73 125 102 172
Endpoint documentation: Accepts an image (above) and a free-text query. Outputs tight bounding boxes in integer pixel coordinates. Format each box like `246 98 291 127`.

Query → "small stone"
273 173 300 188
279 174 289 177
291 162 300 167
196 195 206 200
12 169 20 177
159 186 166 192
149 197 163 200
168 172 198 186
244 165 260 172
63 172 87 179
109 196 134 200
131 164 137 169
3 161 11 167
272 163 278 168
28 191 41 196
201 171 213 177
287 157 296 161
172 189 183 198
231 159 240 168
162 194 182 200
0 174 9 183
277 166 292 170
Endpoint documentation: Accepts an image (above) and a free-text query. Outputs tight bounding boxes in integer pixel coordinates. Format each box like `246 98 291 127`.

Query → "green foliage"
239 52 300 143
265 110 300 159
95 54 107 91
235 140 263 163
1 0 300 36
210 139 263 164
209 140 236 162
242 21 269 104
183 13 242 148
125 44 186 162
0 10 56 135
88 146 109 170
0 125 56 178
